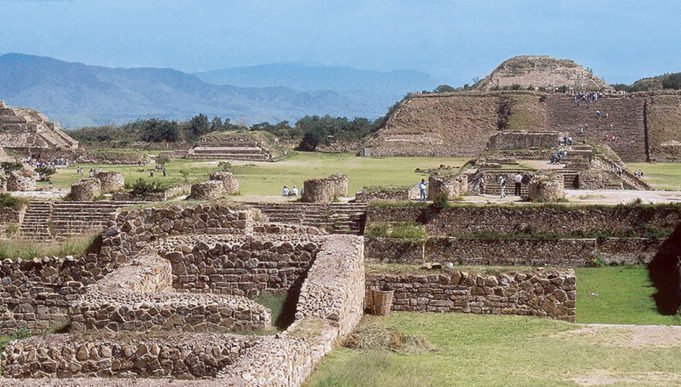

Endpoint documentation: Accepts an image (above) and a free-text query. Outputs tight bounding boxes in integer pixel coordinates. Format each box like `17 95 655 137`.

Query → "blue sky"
1 0 680 85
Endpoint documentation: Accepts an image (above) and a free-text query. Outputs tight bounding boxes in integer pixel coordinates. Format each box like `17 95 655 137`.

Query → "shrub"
130 179 166 195
0 193 28 210
432 192 449 208
5 223 18 237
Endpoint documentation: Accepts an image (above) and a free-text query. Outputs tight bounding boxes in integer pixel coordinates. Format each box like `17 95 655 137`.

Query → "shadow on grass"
648 223 681 315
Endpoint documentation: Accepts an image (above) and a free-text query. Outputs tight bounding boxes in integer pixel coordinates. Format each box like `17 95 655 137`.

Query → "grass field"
305 313 681 387
628 162 681 191
50 152 468 196
306 266 680 386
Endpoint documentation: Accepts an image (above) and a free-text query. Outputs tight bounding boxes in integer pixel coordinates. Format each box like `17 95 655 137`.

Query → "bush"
130 179 166 195
0 193 27 210
432 192 449 208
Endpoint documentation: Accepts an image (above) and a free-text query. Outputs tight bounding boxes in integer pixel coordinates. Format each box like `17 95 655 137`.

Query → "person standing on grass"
514 173 523 196
418 179 428 201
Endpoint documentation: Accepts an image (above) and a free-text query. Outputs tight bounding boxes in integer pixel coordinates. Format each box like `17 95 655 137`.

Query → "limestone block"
70 178 101 201
96 171 125 193
528 174 564 202
428 174 468 199
190 180 225 200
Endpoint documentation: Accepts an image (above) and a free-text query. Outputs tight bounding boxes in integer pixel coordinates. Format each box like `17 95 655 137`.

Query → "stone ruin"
0 204 366 385
302 174 348 203
527 174 565 202
70 178 102 201
190 171 240 200
209 171 240 193
428 174 468 200
6 169 36 192
95 171 125 193
0 101 78 152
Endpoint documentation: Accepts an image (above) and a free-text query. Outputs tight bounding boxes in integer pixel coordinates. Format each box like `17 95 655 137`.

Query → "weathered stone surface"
302 174 348 203
95 172 125 193
189 180 225 200
6 170 35 192
70 179 102 201
367 268 576 321
428 174 467 199
527 174 564 202
209 171 240 194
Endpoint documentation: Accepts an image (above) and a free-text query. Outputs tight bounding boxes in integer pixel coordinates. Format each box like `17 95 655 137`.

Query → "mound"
474 55 612 92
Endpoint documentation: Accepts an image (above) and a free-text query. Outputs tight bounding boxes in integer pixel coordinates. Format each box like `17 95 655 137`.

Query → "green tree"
434 84 456 93
189 113 210 138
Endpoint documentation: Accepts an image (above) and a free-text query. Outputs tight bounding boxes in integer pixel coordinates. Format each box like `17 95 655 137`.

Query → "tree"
189 113 210 138
434 84 456 93
662 73 681 90
210 116 224 131
139 119 180 142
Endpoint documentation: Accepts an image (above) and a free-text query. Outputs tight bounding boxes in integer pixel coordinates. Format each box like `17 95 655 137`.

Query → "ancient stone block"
70 178 102 201
95 171 125 193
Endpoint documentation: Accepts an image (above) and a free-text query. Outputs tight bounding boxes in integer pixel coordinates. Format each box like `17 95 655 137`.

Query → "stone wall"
2 333 260 379
220 234 366 386
70 179 102 201
95 172 125 193
355 185 419 202
189 180 226 200
428 174 468 199
0 207 22 235
0 254 114 335
486 131 558 150
112 184 191 202
302 174 348 203
157 234 320 296
366 204 681 237
527 174 564 202
209 171 240 194
366 268 576 321
6 171 35 192
598 238 665 265
364 236 664 267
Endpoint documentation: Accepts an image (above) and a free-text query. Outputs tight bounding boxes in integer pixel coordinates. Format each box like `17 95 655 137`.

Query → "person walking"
514 173 523 196
418 179 428 201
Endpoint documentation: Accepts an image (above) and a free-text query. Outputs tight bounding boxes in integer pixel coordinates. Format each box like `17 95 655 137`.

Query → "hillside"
474 55 612 92
0 53 388 128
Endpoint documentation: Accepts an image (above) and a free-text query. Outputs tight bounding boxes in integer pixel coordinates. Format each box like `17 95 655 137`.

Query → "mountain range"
0 53 437 128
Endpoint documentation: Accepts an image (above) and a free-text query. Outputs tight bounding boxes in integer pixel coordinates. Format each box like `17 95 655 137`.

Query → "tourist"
478 175 485 195
418 179 428 201
162 167 167 177
514 173 523 196
150 170 154 177
291 185 299 196
282 185 289 196
498 175 506 198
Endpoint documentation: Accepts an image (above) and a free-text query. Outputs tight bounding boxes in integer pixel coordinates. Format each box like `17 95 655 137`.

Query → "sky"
1 0 680 85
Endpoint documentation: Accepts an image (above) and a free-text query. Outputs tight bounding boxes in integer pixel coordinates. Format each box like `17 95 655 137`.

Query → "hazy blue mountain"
195 63 435 94
0 53 412 128
195 63 436 114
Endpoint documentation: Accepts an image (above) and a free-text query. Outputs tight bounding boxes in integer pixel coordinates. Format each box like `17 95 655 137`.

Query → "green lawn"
305 313 681 387
627 162 681 191
50 152 467 196
576 266 680 325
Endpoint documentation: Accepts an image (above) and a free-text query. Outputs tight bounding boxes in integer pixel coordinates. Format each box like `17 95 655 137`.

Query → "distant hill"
615 72 681 92
195 63 435 94
0 53 424 128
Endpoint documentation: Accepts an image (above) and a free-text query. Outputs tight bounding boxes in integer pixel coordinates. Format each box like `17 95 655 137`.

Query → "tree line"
69 110 396 151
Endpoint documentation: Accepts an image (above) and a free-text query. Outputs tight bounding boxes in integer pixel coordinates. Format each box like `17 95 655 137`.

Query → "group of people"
573 91 601 107
76 167 102 177
497 173 526 198
595 110 609 119
550 149 569 164
634 169 645 178
282 185 300 197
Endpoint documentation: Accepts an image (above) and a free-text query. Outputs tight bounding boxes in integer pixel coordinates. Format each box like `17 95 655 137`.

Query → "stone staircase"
546 95 647 162
250 202 367 235
49 201 138 238
17 201 139 240
18 201 53 240
186 145 270 161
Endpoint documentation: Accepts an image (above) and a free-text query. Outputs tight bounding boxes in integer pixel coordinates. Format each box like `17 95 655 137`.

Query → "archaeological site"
1 54 680 386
